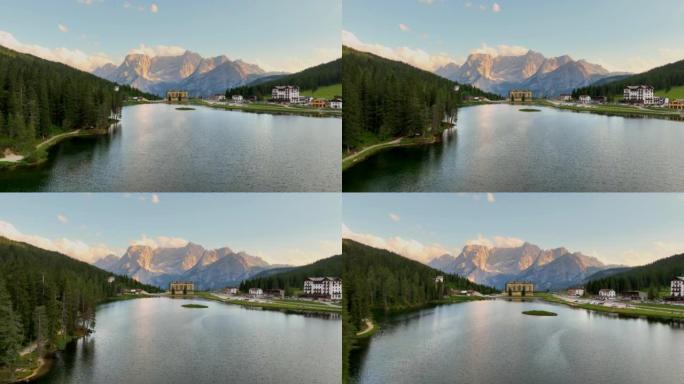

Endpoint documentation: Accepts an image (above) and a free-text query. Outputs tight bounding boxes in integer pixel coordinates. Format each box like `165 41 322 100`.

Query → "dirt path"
19 342 37 356
356 319 374 336
36 130 81 150
343 138 402 165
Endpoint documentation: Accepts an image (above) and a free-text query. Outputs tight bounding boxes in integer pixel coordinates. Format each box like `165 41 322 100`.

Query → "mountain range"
94 242 289 290
92 50 285 97
434 50 629 97
427 242 624 291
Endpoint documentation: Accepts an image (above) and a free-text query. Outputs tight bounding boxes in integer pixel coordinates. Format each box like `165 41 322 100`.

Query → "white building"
231 95 243 103
579 95 592 104
672 277 684 298
212 94 226 102
567 287 584 297
303 277 342 300
435 275 444 284
272 86 300 103
329 98 343 109
559 94 572 102
224 287 239 295
249 288 263 296
623 85 655 104
598 289 616 300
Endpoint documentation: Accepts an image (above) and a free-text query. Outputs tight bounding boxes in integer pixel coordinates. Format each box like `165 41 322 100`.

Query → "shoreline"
342 134 441 171
537 100 684 120
193 100 342 118
191 291 342 315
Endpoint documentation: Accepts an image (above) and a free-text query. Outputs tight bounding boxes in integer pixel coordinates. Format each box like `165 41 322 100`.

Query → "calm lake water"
37 298 341 384
350 300 684 384
0 104 341 192
343 104 684 192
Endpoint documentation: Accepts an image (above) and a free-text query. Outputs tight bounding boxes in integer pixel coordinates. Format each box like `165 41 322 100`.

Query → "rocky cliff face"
434 50 627 97
428 242 619 290
94 242 287 290
92 50 275 97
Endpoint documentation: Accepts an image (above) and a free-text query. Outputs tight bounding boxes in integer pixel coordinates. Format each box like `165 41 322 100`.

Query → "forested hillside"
0 45 157 152
0 236 159 378
226 58 341 100
573 58 684 99
239 254 342 296
342 46 501 153
585 252 684 297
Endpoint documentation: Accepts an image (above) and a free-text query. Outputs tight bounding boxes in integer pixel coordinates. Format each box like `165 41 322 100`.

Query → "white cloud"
77 0 102 5
0 220 120 263
492 3 501 12
399 24 410 32
389 213 401 222
342 30 460 71
150 3 159 13
128 43 186 57
342 224 451 263
57 214 69 224
58 24 69 33
471 43 530 57
465 234 525 248
486 193 495 203
0 30 113 71
151 194 160 204
130 234 188 249
419 0 435 4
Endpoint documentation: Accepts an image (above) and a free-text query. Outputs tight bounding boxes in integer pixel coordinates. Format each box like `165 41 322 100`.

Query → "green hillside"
342 46 501 153
0 236 159 381
239 254 343 296
226 58 341 100
0 44 157 154
573 58 684 99
300 83 342 99
656 84 684 100
585 252 684 297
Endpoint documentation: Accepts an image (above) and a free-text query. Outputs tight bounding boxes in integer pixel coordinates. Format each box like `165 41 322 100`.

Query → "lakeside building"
435 275 444 284
329 97 343 109
622 291 648 301
303 277 342 300
311 98 328 108
509 89 533 102
224 287 239 295
231 95 244 103
166 90 189 102
672 277 684 297
169 281 194 295
249 288 263 296
598 289 616 300
505 281 534 297
265 289 285 299
669 99 684 110
567 288 585 297
623 85 655 104
559 94 573 102
211 94 226 102
592 96 607 104
272 85 300 103
579 95 592 104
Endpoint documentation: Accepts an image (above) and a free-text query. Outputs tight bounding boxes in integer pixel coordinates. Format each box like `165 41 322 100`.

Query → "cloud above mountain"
342 30 460 71
130 235 189 249
342 224 452 263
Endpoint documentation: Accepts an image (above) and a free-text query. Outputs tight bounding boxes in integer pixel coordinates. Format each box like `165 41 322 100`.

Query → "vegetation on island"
573 58 684 100
226 58 341 100
0 45 158 159
181 304 208 309
342 46 501 155
239 254 342 297
519 108 541 112
341 239 497 383
584 252 684 299
0 236 160 382
175 107 195 111
522 310 557 316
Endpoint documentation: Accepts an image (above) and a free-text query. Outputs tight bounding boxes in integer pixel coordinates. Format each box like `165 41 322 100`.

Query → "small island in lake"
175 107 196 111
519 108 541 112
182 303 208 308
522 310 557 316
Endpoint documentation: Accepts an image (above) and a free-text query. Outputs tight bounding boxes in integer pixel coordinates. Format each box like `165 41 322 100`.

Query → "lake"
349 300 684 384
343 104 684 192
0 104 341 192
36 298 341 384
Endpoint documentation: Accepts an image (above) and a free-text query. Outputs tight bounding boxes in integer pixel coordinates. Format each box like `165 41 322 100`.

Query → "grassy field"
193 291 341 314
539 100 682 119
656 85 684 100
195 99 341 117
300 84 342 99
536 293 684 321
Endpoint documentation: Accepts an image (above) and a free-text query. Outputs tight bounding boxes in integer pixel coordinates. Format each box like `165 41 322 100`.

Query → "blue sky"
0 193 341 265
343 0 684 73
0 0 341 72
343 193 684 266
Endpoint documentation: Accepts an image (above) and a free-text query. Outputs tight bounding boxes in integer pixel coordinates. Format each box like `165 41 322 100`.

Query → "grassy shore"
536 292 684 321
192 291 341 314
193 99 342 117
342 135 440 171
538 100 683 120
